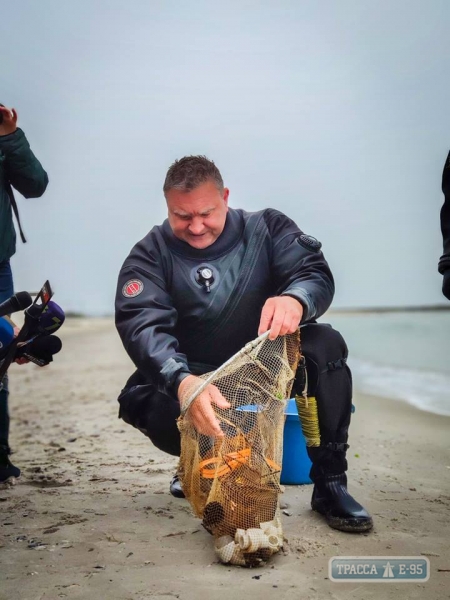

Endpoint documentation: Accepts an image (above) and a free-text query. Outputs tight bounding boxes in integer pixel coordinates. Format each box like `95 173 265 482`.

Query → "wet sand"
1 318 449 600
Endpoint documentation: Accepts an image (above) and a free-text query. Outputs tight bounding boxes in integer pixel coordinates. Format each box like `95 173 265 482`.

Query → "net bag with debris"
177 330 300 567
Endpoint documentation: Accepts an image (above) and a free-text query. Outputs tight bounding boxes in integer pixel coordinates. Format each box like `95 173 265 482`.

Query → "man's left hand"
258 295 303 340
0 105 18 136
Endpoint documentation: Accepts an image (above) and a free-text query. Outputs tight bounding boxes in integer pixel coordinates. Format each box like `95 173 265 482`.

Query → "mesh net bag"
177 330 300 567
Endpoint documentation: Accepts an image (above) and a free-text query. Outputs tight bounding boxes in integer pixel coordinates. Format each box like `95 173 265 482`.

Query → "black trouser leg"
117 370 181 457
293 323 352 479
293 323 373 532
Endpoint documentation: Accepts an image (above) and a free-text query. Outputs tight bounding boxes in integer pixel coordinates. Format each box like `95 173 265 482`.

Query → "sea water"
318 310 450 417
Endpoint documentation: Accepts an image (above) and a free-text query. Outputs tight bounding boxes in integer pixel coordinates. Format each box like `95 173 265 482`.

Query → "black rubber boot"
294 324 373 533
0 445 21 483
308 443 373 533
311 472 373 533
169 473 185 498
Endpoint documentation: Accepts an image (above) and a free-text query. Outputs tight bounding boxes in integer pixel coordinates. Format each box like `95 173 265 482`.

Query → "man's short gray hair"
163 155 224 195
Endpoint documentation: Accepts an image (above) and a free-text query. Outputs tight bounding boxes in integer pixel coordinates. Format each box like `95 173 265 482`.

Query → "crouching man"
115 156 373 533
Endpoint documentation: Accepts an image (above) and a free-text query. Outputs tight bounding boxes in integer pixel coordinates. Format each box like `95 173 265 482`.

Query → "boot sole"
326 514 374 533
170 488 186 499
169 481 186 499
0 475 19 486
312 503 374 533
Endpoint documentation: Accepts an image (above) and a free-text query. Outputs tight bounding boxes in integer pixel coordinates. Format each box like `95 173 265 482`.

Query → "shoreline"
1 318 449 599
67 317 450 419
327 305 450 314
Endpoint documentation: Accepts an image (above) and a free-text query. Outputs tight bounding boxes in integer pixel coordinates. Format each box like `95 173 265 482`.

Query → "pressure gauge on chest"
196 267 215 293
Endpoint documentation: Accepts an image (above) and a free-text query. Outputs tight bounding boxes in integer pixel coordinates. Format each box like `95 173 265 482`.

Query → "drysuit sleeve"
115 249 191 395
265 209 335 322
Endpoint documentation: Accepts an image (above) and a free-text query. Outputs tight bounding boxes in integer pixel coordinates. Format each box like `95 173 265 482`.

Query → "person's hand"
0 105 18 136
12 326 29 365
178 375 230 437
14 356 29 365
258 295 303 340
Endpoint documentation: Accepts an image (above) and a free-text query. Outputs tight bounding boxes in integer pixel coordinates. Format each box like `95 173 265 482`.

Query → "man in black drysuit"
115 156 373 533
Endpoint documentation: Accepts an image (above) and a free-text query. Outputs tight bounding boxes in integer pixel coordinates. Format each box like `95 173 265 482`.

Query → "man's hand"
258 296 303 340
0 105 18 136
178 374 230 437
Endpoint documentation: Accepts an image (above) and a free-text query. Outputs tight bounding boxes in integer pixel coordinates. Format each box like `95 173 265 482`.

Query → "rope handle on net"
180 330 271 417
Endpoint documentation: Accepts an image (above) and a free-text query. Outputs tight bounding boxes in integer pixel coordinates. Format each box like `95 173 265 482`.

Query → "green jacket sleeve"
0 128 48 198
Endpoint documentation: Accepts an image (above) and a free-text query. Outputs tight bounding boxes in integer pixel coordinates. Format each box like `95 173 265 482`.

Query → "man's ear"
223 187 230 208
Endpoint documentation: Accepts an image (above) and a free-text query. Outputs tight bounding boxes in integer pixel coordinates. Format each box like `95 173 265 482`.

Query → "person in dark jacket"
115 156 372 533
439 151 450 300
0 104 49 482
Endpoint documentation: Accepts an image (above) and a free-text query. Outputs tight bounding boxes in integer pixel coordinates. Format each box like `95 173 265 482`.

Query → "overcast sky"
1 0 449 315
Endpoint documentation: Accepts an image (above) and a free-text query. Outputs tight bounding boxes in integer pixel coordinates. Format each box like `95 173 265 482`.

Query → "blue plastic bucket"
281 398 312 485
236 399 312 485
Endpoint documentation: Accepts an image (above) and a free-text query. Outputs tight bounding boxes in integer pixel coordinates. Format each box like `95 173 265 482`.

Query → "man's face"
166 180 229 249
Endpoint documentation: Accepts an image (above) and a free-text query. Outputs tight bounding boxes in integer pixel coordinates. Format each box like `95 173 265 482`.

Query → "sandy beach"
1 318 449 600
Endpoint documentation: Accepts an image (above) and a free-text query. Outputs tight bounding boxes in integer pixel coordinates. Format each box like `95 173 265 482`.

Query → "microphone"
0 302 65 359
15 335 62 366
0 292 33 318
26 301 65 338
0 280 59 385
